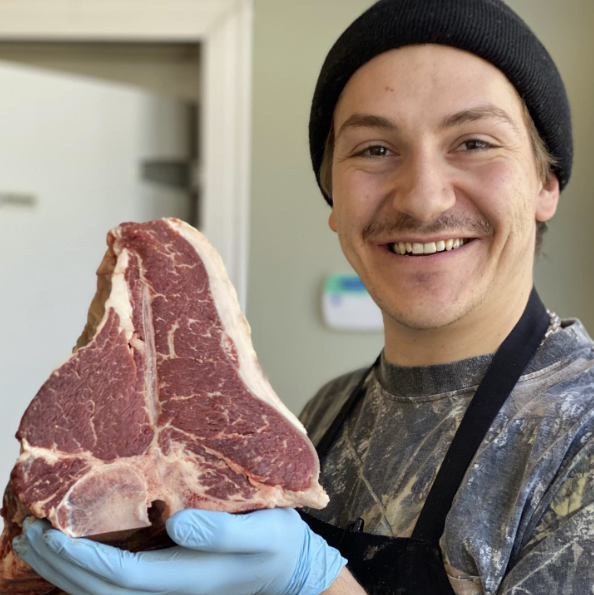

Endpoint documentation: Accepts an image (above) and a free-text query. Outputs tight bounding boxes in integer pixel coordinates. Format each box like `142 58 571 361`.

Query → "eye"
456 138 496 152
356 145 393 158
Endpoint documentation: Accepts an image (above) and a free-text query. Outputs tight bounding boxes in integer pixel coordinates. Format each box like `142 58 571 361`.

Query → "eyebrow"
438 105 520 134
335 104 520 139
335 114 398 139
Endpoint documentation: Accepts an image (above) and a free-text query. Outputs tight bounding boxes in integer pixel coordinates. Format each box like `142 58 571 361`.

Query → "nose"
389 149 456 223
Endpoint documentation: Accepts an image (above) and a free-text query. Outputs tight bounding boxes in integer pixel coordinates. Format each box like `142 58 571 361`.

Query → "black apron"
299 289 550 595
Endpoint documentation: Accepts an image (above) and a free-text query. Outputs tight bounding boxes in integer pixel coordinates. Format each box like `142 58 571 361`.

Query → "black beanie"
310 0 573 205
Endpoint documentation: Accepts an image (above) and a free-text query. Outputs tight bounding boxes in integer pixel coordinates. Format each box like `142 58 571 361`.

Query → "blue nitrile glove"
13 508 346 595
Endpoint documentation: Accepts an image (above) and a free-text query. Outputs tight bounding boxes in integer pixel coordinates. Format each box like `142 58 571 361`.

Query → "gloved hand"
13 507 346 595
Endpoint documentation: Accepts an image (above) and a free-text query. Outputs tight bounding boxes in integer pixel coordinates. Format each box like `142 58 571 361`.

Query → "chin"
374 289 481 331
382 310 464 331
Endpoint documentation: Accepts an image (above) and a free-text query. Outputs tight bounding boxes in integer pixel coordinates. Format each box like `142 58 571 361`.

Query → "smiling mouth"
388 238 474 255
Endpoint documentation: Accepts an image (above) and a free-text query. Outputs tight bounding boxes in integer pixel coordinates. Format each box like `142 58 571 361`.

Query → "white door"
0 60 192 519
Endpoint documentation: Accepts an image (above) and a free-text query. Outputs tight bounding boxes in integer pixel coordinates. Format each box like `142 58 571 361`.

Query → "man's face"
329 44 559 332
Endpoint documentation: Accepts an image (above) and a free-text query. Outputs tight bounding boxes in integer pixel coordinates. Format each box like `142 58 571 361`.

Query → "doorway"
0 1 253 527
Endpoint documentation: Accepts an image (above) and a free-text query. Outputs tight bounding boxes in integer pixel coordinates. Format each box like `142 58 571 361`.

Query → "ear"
328 209 338 233
535 173 560 222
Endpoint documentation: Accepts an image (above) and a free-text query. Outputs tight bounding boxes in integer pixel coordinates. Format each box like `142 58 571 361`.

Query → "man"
13 0 594 594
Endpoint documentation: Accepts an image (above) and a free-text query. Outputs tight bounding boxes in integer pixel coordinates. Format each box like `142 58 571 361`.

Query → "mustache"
362 213 494 241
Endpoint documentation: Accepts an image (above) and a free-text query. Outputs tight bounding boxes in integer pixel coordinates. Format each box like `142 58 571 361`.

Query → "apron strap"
412 288 550 543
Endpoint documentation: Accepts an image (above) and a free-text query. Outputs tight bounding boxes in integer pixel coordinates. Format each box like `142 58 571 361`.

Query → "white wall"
247 0 382 416
511 0 594 323
247 0 594 416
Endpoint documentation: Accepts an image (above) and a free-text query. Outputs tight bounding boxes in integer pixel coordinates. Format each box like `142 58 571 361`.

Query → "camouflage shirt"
299 319 594 595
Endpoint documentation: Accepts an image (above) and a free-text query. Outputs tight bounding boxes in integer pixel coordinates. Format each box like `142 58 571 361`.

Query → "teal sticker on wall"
322 274 383 331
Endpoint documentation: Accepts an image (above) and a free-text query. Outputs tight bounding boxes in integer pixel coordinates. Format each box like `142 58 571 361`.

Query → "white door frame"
0 0 252 310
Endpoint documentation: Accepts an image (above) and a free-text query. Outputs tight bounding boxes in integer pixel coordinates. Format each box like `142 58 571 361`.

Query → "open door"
0 2 253 528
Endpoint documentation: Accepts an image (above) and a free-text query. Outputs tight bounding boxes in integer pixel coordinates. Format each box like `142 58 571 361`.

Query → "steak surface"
0 219 327 594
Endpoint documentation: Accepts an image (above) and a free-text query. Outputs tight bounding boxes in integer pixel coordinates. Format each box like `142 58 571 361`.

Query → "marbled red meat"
0 219 327 594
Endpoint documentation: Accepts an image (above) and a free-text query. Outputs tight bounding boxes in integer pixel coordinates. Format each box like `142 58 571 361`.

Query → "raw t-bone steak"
1 218 327 594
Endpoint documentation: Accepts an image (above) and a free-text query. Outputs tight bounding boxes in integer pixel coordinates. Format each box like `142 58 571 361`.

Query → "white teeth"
391 238 468 255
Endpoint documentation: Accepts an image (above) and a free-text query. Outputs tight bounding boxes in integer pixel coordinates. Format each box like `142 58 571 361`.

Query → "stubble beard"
341 212 495 331
371 278 490 332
